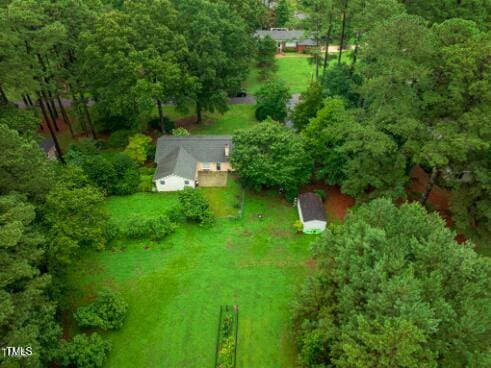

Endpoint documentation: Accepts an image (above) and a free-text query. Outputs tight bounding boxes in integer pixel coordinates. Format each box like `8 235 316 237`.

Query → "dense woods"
0 0 489 367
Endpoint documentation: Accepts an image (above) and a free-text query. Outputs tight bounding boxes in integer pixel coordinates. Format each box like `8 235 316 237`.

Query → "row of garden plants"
215 305 239 368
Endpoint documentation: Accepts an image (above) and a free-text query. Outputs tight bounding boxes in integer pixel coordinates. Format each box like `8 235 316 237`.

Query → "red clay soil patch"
407 166 466 244
40 116 71 134
300 183 356 222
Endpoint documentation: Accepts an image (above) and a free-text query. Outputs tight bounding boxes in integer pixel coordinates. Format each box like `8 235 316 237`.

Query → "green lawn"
64 188 314 368
199 176 243 218
163 104 258 135
245 52 353 94
192 105 257 135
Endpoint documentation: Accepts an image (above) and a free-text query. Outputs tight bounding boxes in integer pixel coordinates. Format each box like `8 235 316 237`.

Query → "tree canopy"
231 120 312 197
294 198 491 368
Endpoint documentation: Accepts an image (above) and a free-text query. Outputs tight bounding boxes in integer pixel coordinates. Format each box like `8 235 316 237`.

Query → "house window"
216 162 221 171
184 180 190 185
203 162 211 171
160 180 165 185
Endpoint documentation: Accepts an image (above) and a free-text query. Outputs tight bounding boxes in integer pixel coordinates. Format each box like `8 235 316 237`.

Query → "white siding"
297 201 327 233
154 175 195 192
303 220 327 232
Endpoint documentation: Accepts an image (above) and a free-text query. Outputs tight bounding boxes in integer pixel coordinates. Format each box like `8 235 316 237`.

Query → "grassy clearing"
162 104 258 135
64 189 315 368
245 52 353 94
199 176 243 218
192 105 257 135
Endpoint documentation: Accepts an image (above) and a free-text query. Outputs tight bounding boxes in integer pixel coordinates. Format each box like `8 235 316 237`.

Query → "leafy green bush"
94 113 131 132
177 188 215 226
293 220 303 233
314 189 327 201
82 155 117 194
124 134 152 165
125 215 177 240
111 153 140 195
172 127 190 136
108 130 132 148
74 289 128 330
60 333 111 368
147 142 156 161
137 175 154 192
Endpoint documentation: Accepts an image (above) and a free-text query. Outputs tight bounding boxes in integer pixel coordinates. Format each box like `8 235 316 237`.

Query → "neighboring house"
153 136 233 192
39 138 57 160
254 29 317 53
297 193 327 234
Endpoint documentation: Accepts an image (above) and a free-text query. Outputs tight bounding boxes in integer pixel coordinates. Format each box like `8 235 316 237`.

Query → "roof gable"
154 136 232 181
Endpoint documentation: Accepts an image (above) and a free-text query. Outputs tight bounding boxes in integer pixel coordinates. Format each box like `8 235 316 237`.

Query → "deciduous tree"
231 120 312 197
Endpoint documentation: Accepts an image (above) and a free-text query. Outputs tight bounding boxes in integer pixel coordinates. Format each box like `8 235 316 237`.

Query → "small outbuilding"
297 193 327 234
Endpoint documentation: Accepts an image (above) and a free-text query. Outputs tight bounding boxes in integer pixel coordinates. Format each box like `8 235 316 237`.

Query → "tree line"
0 0 269 162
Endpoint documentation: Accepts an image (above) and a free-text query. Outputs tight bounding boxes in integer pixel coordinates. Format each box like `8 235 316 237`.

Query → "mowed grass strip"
245 52 354 95
65 190 315 368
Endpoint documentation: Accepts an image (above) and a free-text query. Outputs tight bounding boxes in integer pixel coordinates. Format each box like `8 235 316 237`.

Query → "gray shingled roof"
298 193 327 222
39 138 54 153
153 136 233 181
254 29 316 45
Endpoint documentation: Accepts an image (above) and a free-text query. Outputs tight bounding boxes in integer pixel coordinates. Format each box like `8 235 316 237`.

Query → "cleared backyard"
63 185 315 368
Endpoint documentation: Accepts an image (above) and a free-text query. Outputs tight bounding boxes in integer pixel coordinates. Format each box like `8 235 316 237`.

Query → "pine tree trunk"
26 93 34 107
0 85 8 105
419 167 439 205
338 1 348 65
57 95 74 138
42 91 59 131
71 91 88 135
351 31 360 67
79 92 96 139
157 99 165 133
22 94 29 107
323 22 333 71
48 91 59 118
38 95 65 164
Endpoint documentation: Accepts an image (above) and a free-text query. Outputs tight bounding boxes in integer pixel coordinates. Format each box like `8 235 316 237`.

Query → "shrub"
314 189 327 201
124 134 152 165
147 142 156 161
82 155 117 193
111 153 140 195
177 188 215 226
74 289 128 330
293 220 303 233
103 223 121 243
172 127 190 136
108 130 132 148
94 113 131 132
125 215 177 240
61 333 111 368
148 116 175 133
138 175 154 192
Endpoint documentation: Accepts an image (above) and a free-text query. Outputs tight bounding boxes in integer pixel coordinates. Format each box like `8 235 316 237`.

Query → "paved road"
17 95 257 109
15 97 95 109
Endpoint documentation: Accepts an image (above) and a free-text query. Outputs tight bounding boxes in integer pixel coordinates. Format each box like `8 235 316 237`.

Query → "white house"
153 136 233 192
297 193 327 234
